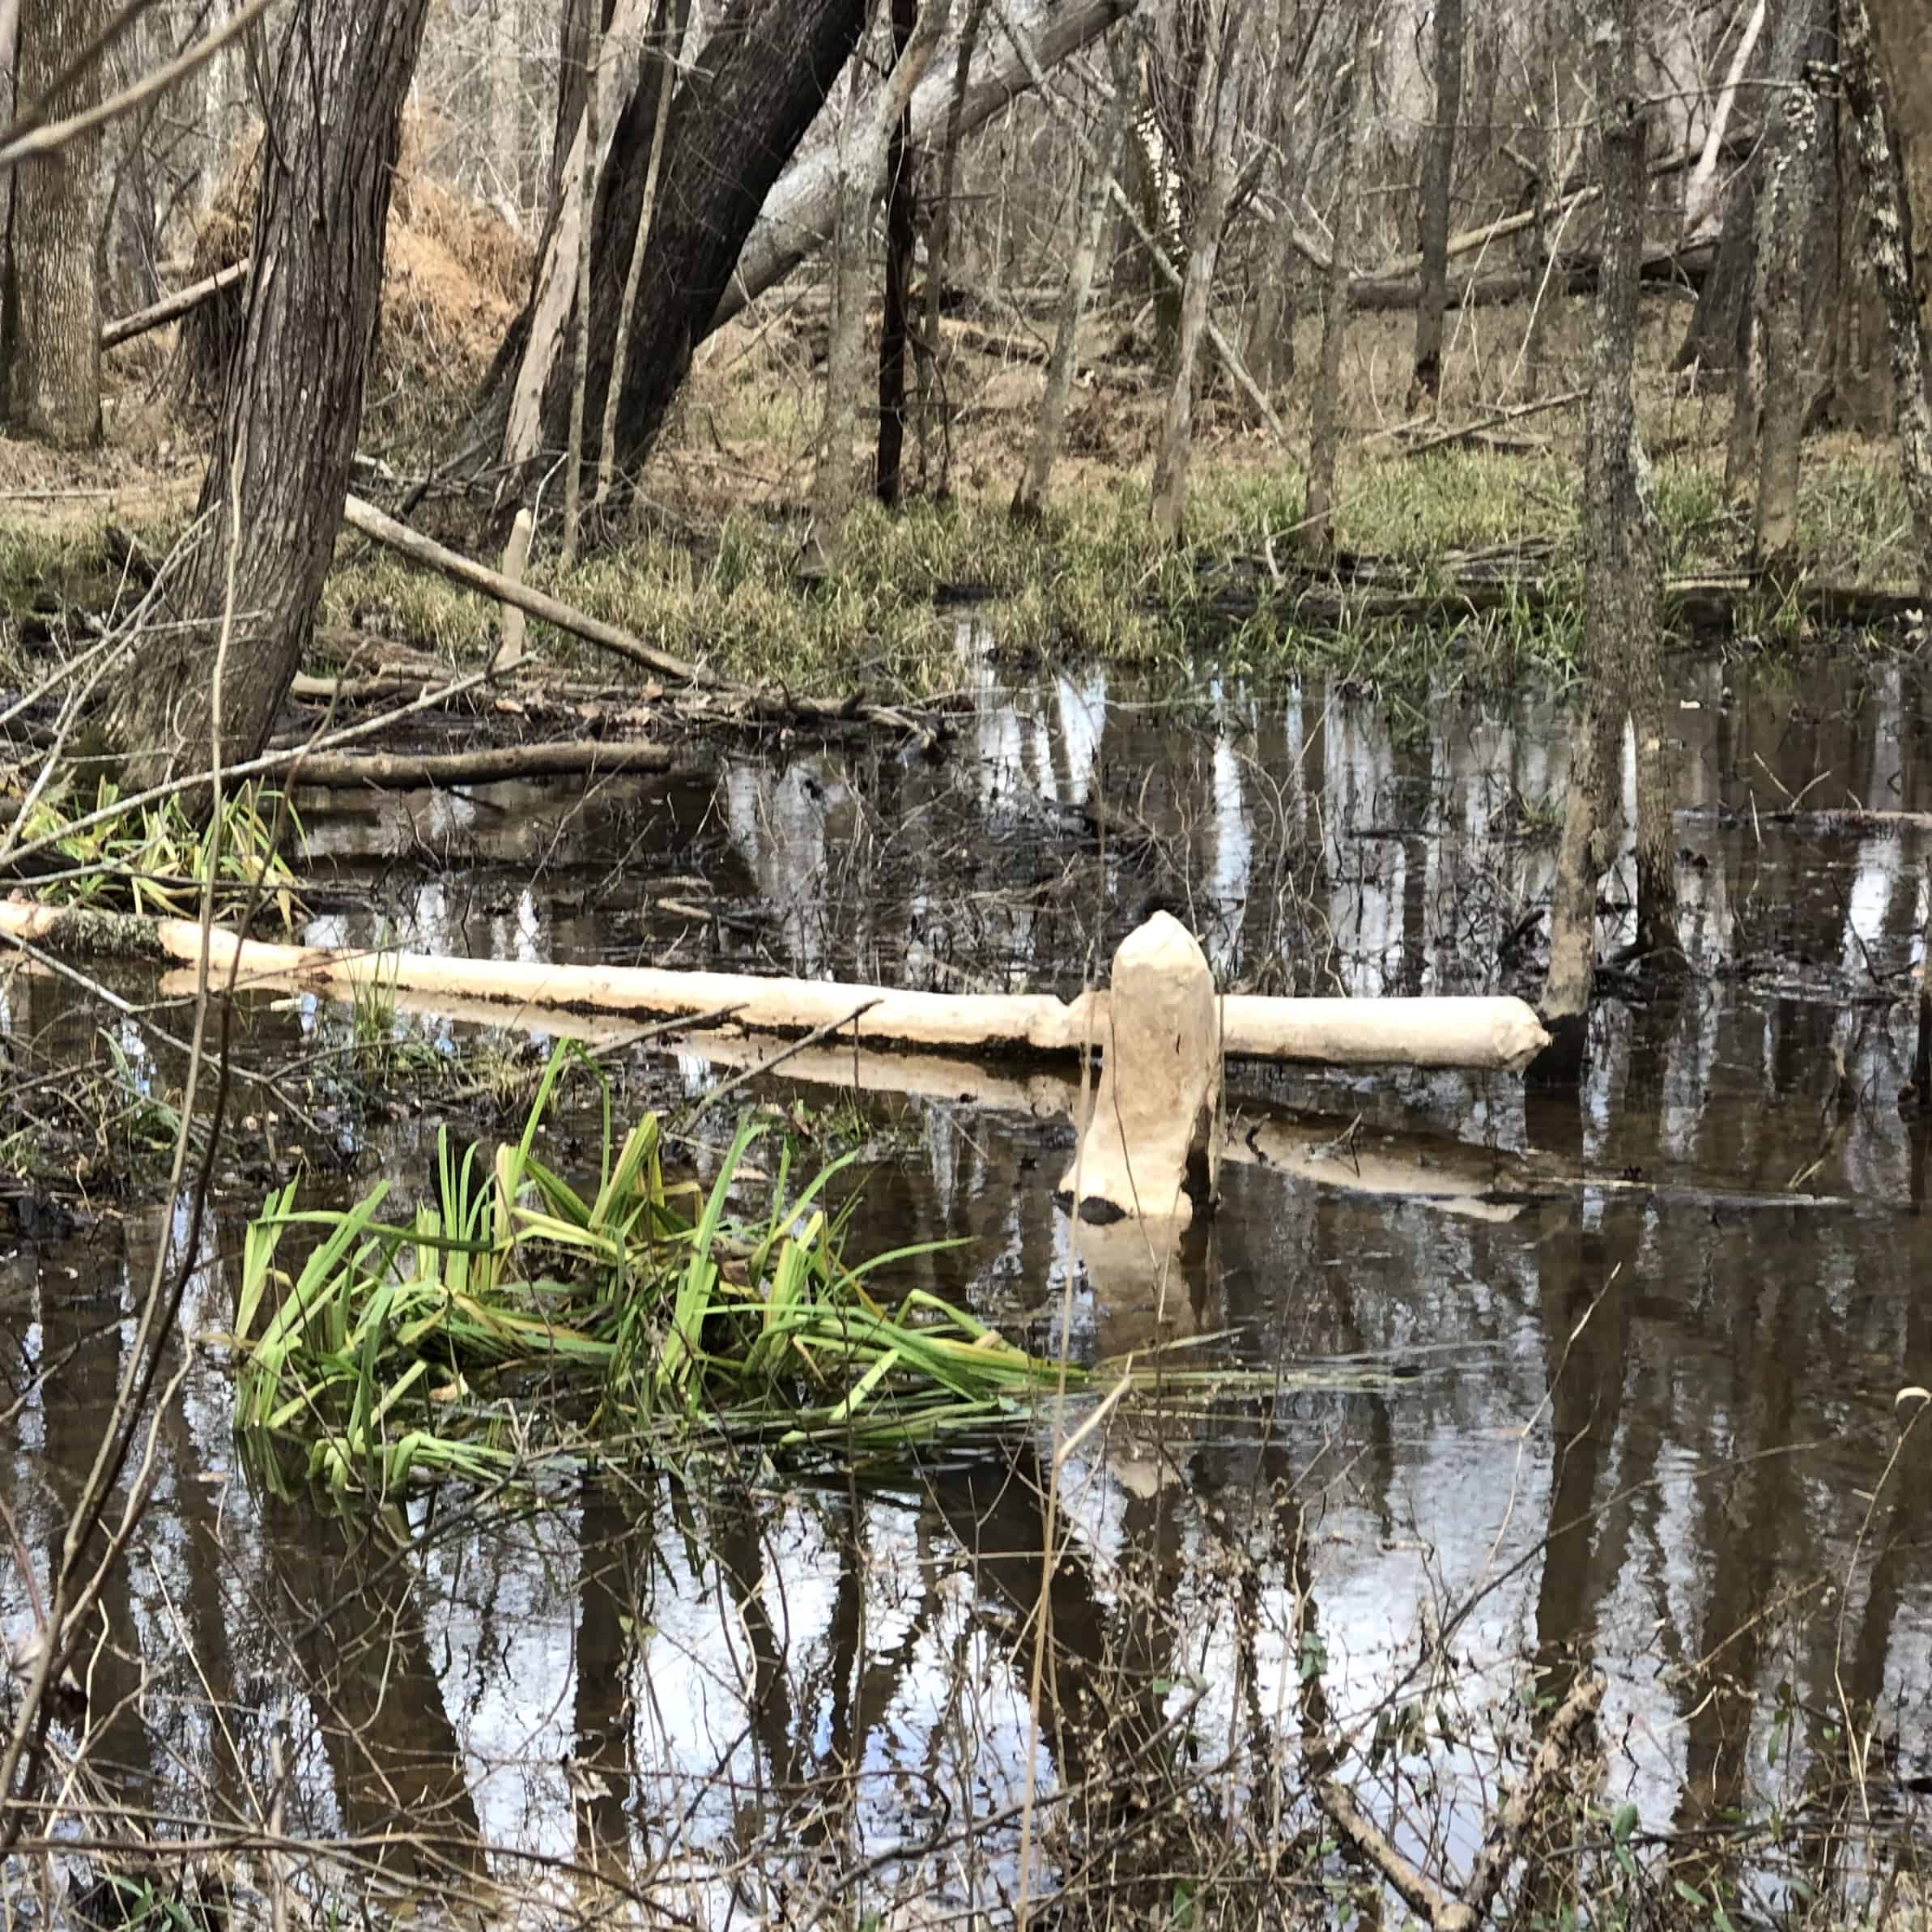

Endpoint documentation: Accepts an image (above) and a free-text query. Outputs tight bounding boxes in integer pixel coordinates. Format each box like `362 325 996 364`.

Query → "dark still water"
3 636 1930 1925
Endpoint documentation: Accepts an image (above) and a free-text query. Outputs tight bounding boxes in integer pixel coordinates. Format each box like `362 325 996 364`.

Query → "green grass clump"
11 780 304 926
232 1044 1149 1499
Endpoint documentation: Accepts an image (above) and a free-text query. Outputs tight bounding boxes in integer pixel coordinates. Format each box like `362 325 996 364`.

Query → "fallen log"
100 259 249 350
283 738 674 789
0 901 1550 1070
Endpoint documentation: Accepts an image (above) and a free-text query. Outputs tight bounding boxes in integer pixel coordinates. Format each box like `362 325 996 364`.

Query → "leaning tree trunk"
487 0 868 508
1411 0 1463 408
109 0 434 789
6 0 107 448
1304 11 1372 555
1842 0 1932 600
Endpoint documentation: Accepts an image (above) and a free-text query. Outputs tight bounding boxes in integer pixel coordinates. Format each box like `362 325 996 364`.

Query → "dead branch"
1393 388 1587 458
287 738 674 789
340 496 711 687
100 259 249 350
1318 1671 1605 1932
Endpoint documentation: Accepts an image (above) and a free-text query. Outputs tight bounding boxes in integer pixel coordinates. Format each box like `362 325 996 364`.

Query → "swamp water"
4 638 1932 1926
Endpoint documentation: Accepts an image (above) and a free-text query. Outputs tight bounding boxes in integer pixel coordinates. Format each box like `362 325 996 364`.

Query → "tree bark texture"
552 0 617 213
109 0 434 789
597 0 687 500
1753 53 1822 568
1411 0 1464 406
1841 0 1932 601
6 0 106 447
1831 0 1932 598
1676 159 1756 375
1538 700 1619 1075
500 0 869 497
1586 6 1679 973
875 0 921 506
1304 12 1372 555
1592 23 1684 973
1861 0 1932 353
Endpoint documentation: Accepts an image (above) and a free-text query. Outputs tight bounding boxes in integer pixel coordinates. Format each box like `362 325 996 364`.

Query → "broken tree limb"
285 738 674 789
1389 387 1587 458
340 495 713 687
0 901 1550 1070
1318 1672 1605 1932
339 496 944 744
100 259 251 349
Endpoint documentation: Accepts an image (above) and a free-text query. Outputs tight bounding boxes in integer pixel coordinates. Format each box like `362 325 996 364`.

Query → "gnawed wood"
2 900 1550 1070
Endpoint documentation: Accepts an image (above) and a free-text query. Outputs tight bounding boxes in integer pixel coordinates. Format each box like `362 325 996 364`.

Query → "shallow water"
5 635 1932 1922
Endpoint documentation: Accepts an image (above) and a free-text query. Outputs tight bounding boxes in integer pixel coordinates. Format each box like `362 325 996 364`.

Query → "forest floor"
0 214 1922 709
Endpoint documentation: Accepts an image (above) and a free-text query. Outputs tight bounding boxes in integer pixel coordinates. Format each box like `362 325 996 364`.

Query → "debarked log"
0 902 1551 1070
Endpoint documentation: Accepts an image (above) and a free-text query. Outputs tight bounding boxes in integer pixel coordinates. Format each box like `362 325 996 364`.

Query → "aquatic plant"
230 1042 1161 1498
11 779 304 927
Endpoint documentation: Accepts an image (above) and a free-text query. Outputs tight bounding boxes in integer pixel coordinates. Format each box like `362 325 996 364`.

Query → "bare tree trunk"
1013 77 1130 521
1842 0 1932 600
914 0 986 493
484 0 872 508
1754 60 1822 569
1537 702 1618 1081
1860 0 1932 347
1151 1 1244 547
808 0 948 559
1411 0 1463 408
1304 10 1372 555
109 0 434 789
875 0 920 506
1543 0 1677 1067
553 0 615 214
811 77 871 558
5 0 106 448
597 0 687 502
1594 8 1680 973
561 18 603 564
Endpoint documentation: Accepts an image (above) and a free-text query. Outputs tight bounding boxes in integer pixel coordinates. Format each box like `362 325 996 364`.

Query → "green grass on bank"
2 440 1919 706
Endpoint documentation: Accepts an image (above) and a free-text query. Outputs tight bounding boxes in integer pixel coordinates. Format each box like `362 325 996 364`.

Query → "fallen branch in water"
1676 804 1932 835
0 900 1550 1070
285 738 675 789
1318 1671 1605 1931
